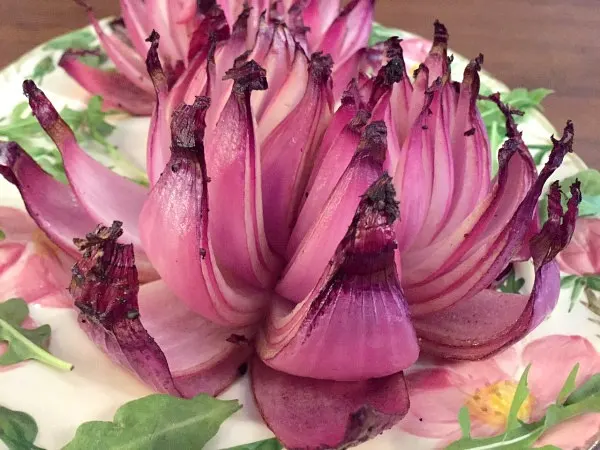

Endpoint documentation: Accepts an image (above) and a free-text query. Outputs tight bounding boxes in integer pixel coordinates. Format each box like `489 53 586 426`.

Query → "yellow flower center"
465 380 534 427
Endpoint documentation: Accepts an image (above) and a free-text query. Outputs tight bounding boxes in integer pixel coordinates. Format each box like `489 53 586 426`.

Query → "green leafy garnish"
28 28 107 85
0 229 5 241
478 87 553 174
30 56 55 85
368 23 402 46
446 364 600 449
0 298 72 371
0 405 43 450
559 274 600 313
497 267 525 294
63 394 241 450
222 438 283 450
0 98 148 186
43 29 97 52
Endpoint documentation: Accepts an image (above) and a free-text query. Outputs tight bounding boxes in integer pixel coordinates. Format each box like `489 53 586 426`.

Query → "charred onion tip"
309 52 334 82
357 121 388 160
73 221 124 251
232 3 251 33
361 174 400 224
378 56 405 86
145 29 160 44
223 59 268 93
432 19 449 49
22 80 59 128
384 37 404 60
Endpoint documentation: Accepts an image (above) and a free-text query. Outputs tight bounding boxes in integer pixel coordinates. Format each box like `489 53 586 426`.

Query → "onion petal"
23 80 147 247
414 179 581 359
261 52 333 255
319 0 374 69
78 0 153 93
260 175 419 380
277 122 387 303
139 97 268 327
208 60 281 288
59 50 155 116
71 222 251 396
251 357 410 450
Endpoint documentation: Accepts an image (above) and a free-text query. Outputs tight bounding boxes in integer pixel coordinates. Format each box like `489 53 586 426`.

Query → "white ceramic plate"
0 25 594 450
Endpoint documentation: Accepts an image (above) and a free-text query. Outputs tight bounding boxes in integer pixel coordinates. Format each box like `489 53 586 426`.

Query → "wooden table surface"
0 0 597 167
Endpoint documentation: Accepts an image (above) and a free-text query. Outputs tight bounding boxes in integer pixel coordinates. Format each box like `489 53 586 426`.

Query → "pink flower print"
400 334 600 449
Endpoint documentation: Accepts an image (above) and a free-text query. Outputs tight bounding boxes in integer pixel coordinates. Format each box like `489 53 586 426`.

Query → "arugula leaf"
368 23 402 45
0 298 73 371
560 275 578 289
446 364 600 449
570 278 587 312
477 87 553 175
43 29 97 51
63 394 241 450
505 365 531 431
222 438 283 450
457 407 471 439
0 405 43 450
30 56 55 85
497 268 525 294
0 229 5 241
556 363 579 405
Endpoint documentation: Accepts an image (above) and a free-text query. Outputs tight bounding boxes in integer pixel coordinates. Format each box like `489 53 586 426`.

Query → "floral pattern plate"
0 24 597 450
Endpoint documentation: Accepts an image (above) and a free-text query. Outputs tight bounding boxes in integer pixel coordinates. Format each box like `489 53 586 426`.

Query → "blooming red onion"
0 6 583 449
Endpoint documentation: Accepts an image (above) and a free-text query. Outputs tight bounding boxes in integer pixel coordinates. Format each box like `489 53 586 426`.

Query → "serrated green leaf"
570 278 586 312
222 438 283 450
497 268 525 294
556 363 579 405
63 394 241 450
564 374 600 406
457 407 471 438
0 405 43 450
505 365 531 431
368 23 401 45
30 56 56 85
560 275 578 289
0 298 72 371
585 275 600 292
43 29 97 51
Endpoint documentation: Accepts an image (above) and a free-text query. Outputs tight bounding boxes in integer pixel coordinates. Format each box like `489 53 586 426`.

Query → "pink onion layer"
251 357 410 450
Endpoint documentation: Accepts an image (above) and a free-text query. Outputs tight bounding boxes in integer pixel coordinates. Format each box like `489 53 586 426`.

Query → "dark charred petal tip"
413 63 429 80
570 179 582 201
232 3 251 34
466 53 484 73
380 57 405 86
196 0 217 14
362 174 400 224
349 109 371 131
171 97 211 149
224 59 268 93
73 221 124 252
341 79 361 105
309 52 334 82
145 30 160 44
432 20 449 46
384 37 404 60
